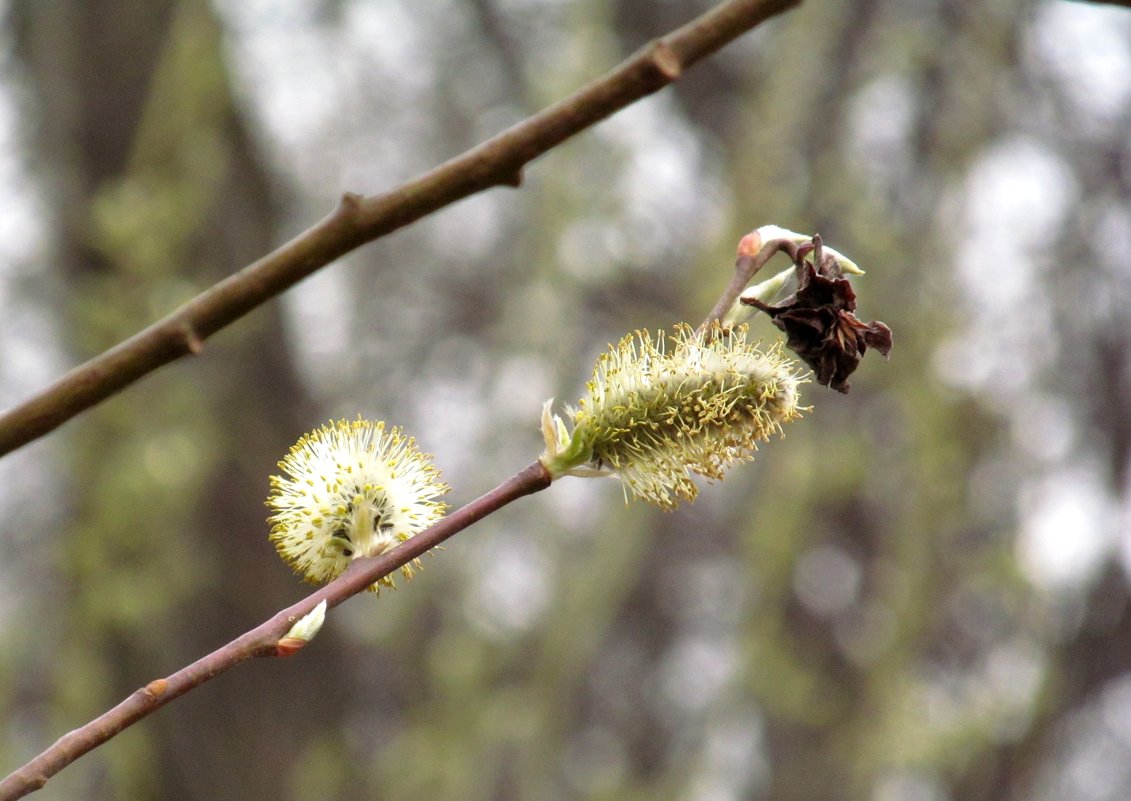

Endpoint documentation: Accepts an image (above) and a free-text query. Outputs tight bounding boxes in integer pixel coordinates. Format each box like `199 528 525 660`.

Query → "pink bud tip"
275 637 306 658
737 232 763 258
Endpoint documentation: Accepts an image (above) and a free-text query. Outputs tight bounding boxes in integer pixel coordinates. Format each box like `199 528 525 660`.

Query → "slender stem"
0 461 552 801
0 0 801 459
696 238 800 336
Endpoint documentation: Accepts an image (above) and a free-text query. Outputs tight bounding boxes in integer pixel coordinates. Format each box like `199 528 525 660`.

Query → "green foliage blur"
1 0 1130 800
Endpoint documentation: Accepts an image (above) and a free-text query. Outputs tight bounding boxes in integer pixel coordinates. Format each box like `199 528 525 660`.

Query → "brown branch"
0 460 553 801
0 0 801 459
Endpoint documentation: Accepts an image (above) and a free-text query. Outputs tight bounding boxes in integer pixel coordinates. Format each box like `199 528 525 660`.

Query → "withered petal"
740 252 892 393
862 321 894 359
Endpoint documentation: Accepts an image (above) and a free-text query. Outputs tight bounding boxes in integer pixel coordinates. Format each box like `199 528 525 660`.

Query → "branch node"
501 169 524 188
650 41 683 81
143 679 168 700
182 325 204 355
340 191 364 212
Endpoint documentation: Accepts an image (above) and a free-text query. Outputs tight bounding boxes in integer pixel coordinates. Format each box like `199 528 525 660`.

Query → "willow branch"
0 0 801 458
0 460 552 801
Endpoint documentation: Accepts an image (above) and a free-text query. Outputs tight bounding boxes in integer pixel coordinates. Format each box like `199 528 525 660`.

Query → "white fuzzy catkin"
266 419 449 591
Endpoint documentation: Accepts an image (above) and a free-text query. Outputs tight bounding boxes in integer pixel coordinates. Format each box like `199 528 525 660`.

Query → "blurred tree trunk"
10 1 353 798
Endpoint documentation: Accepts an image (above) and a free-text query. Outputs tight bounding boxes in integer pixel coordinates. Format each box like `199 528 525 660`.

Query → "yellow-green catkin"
540 324 803 510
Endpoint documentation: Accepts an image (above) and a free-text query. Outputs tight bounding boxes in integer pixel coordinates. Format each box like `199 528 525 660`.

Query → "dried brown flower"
742 242 892 393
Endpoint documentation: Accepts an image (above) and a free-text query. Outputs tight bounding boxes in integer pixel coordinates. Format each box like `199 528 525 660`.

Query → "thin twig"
696 237 800 336
0 0 801 458
0 461 552 801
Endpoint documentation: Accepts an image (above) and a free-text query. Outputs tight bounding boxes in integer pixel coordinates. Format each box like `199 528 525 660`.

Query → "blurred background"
1 0 1130 799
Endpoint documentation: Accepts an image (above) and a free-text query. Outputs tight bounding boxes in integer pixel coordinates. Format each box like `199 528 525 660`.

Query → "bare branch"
0 461 552 801
1071 0 1131 7
0 0 801 458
